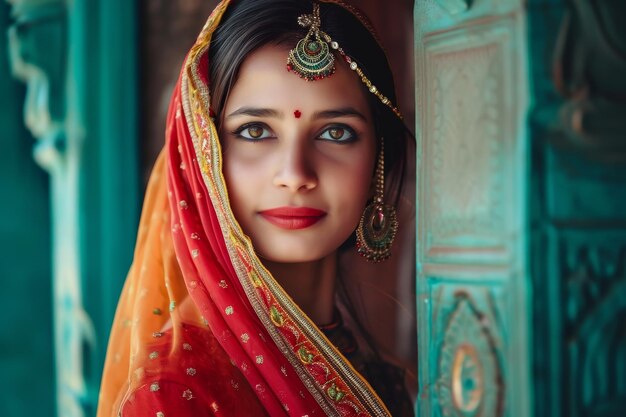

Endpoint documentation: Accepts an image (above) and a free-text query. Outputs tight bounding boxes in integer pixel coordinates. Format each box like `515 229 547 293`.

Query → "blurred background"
1 0 625 416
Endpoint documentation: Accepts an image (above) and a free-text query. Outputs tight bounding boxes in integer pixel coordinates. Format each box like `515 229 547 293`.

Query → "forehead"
224 44 371 114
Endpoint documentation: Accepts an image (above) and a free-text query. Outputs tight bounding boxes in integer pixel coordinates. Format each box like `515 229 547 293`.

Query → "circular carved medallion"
438 297 502 417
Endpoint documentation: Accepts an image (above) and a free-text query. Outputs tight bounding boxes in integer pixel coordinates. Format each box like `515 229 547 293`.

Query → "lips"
259 206 327 230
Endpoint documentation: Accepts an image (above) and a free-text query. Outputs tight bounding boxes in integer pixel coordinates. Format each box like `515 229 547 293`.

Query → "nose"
272 140 318 192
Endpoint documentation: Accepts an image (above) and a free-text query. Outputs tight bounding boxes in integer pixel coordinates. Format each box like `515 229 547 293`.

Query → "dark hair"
208 0 408 189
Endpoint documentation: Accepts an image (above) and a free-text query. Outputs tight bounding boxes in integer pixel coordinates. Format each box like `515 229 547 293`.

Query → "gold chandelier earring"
356 139 398 262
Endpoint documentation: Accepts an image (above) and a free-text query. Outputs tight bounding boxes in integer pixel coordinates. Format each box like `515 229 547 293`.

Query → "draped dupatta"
96 1 415 416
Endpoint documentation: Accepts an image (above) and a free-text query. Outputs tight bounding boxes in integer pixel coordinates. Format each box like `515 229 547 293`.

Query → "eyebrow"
312 107 368 121
226 107 283 119
225 106 368 121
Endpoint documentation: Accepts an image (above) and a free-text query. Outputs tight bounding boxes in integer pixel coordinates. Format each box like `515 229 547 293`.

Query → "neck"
263 252 337 325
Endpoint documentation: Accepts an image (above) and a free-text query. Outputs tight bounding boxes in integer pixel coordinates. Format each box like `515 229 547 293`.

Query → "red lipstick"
259 206 326 230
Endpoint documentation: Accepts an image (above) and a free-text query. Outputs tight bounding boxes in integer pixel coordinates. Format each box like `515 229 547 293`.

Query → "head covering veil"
97 1 416 416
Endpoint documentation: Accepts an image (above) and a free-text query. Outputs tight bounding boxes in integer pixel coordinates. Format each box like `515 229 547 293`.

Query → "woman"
97 0 416 416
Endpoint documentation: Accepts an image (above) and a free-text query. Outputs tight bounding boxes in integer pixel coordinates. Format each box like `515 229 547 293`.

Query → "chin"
258 253 325 264
257 246 334 264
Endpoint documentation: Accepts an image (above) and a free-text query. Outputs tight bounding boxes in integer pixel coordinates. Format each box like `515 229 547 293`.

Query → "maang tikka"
356 140 398 262
287 3 334 80
287 2 403 120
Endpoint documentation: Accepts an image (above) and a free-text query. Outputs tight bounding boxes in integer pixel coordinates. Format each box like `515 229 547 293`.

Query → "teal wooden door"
415 0 626 416
414 0 530 416
527 0 626 416
5 0 139 415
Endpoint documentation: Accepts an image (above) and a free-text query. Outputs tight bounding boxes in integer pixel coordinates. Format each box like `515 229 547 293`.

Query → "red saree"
97 2 416 416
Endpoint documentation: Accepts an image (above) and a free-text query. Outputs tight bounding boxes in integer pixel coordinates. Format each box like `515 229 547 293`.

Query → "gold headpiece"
287 3 403 120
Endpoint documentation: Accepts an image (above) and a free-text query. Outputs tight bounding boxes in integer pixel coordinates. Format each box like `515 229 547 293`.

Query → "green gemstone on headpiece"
306 41 321 54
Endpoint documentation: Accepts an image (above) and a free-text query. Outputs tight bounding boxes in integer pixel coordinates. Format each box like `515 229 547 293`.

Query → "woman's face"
221 44 377 263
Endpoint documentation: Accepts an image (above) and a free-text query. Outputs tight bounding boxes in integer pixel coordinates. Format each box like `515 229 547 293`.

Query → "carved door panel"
528 0 626 416
414 1 529 416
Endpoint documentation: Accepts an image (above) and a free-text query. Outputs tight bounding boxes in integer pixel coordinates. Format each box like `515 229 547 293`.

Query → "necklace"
318 309 358 357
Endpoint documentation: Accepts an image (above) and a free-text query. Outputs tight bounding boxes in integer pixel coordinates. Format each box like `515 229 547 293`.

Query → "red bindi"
294 110 302 119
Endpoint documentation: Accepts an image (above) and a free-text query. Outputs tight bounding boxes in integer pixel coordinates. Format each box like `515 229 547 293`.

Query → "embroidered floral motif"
327 383 346 402
182 389 194 400
270 305 285 326
298 347 314 364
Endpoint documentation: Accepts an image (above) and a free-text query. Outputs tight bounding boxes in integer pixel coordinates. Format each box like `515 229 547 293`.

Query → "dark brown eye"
318 125 356 143
234 123 272 140
247 126 263 138
329 128 344 140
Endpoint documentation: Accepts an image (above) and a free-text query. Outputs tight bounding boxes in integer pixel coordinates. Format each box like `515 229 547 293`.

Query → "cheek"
223 151 261 213
340 163 372 194
325 153 376 214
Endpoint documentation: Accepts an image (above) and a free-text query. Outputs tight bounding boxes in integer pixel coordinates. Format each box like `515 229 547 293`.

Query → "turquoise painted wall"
0 2 55 415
